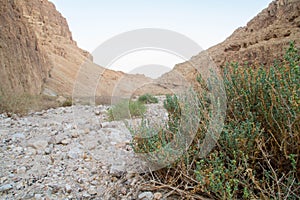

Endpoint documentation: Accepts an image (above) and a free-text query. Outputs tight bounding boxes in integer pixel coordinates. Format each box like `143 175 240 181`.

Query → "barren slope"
158 0 300 87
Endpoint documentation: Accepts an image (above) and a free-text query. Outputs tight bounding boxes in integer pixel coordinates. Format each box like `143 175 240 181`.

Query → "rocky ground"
0 97 169 200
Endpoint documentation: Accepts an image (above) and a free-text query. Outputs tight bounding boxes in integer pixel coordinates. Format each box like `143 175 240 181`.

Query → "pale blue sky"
49 0 272 76
49 0 272 52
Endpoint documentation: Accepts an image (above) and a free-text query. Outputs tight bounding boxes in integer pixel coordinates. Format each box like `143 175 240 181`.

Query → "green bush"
133 42 300 199
130 119 173 154
108 99 146 121
163 94 181 133
138 93 159 104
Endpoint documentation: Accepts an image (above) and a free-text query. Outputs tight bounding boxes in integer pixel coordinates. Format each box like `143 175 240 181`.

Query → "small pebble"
82 191 91 198
0 184 13 192
138 191 154 200
44 147 52 154
88 187 97 195
120 187 127 195
34 193 43 200
17 166 26 174
65 184 72 193
61 138 71 145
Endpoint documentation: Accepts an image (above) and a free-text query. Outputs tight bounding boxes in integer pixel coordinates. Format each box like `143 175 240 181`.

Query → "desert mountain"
158 0 300 87
1 0 299 103
0 0 169 103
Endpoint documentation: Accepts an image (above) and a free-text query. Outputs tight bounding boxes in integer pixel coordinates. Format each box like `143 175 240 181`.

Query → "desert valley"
0 0 299 199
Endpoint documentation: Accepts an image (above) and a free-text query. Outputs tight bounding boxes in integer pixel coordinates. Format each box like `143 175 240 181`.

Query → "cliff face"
0 0 93 97
15 0 92 96
159 0 300 87
208 0 300 67
0 0 50 95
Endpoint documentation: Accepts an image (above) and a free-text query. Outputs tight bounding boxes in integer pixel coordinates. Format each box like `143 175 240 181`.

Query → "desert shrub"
130 91 204 163
61 98 73 107
133 42 300 199
0 93 59 116
108 99 146 121
0 93 32 115
138 93 159 104
130 119 174 154
209 42 299 199
163 94 181 133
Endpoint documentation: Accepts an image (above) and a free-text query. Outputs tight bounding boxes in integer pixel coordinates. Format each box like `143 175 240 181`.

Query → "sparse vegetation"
108 99 146 121
132 42 300 199
61 98 73 107
0 93 59 116
138 93 159 104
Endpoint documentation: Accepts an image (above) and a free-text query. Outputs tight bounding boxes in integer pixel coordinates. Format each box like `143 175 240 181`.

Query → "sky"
49 0 272 77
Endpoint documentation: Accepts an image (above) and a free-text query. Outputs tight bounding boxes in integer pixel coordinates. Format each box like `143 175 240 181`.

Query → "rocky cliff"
0 0 169 101
0 0 50 95
0 0 92 96
15 0 92 96
209 0 300 67
159 0 300 88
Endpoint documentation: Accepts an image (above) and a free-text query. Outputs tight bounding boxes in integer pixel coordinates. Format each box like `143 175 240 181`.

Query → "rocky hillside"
0 0 168 102
209 0 300 67
159 0 300 88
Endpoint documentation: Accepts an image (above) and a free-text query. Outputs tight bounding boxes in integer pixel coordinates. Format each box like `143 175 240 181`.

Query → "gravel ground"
0 98 168 200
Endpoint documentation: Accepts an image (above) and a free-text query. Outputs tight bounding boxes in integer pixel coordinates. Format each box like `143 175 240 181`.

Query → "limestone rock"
27 139 49 150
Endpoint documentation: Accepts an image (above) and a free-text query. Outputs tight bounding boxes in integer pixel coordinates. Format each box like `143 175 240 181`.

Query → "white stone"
61 138 71 145
67 147 82 159
44 147 52 154
138 192 154 200
26 147 37 155
65 184 72 193
27 140 48 150
34 194 43 200
82 191 91 198
12 133 25 140
88 187 97 195
0 184 13 192
17 166 26 174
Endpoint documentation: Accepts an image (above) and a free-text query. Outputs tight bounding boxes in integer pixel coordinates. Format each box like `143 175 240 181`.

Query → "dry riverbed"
0 98 168 200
